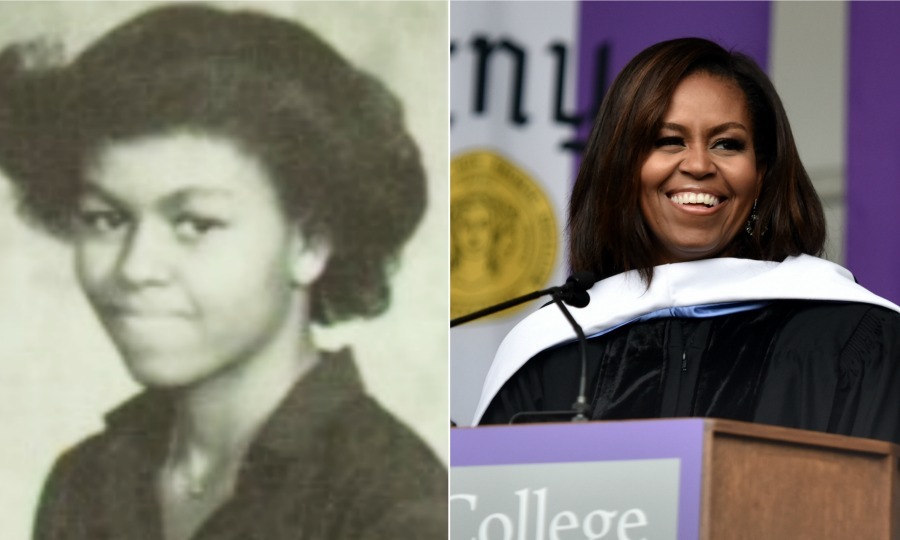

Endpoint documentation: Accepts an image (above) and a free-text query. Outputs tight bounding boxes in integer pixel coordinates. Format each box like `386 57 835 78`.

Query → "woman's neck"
167 303 318 476
158 301 319 540
176 347 317 461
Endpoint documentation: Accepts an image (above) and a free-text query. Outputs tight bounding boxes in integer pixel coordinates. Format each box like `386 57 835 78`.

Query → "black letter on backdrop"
471 36 529 126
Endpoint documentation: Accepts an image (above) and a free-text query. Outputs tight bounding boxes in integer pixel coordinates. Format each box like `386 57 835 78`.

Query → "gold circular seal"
451 150 558 320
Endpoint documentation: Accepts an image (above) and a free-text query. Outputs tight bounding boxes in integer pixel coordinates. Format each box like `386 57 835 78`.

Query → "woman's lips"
101 302 192 321
668 191 723 207
666 191 727 215
102 308 193 343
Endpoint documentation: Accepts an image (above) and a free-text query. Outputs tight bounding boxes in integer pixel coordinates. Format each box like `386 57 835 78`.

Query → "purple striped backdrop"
575 1 771 144
847 3 900 304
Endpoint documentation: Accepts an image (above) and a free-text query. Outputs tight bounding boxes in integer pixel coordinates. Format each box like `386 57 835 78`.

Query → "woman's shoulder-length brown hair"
568 37 825 283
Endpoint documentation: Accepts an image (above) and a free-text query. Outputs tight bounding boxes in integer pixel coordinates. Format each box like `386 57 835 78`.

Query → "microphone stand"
451 273 597 424
550 290 590 422
450 272 596 327
450 286 560 327
507 289 590 424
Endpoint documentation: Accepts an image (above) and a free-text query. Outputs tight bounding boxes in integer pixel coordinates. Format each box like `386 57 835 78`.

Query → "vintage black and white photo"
0 3 448 539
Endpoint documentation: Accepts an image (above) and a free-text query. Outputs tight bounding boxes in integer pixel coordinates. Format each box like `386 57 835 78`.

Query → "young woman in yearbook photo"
0 3 447 540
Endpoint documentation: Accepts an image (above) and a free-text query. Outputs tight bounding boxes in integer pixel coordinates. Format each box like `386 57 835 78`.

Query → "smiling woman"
566 37 825 284
0 4 446 540
477 38 900 447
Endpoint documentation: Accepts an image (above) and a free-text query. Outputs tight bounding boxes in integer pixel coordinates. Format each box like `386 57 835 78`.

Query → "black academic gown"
482 300 900 445
34 350 447 540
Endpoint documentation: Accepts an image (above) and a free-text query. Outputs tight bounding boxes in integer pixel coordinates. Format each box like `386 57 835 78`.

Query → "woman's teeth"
670 192 720 207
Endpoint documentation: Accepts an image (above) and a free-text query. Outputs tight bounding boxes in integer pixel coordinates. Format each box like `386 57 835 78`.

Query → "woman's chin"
120 351 205 389
126 365 193 389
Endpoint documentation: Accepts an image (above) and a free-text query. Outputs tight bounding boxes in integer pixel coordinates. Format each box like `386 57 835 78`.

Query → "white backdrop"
0 3 448 539
450 1 577 426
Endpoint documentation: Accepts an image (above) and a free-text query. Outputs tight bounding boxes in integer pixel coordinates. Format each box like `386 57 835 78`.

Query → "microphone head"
564 288 591 308
560 271 597 308
566 271 598 290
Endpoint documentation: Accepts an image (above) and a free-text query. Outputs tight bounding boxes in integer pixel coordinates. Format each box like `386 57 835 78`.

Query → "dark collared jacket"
34 351 447 540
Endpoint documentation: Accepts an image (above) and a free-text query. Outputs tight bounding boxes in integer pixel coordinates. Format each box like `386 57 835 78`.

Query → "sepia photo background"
0 3 448 539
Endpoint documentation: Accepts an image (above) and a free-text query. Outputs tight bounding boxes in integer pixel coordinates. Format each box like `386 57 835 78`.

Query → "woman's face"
639 72 762 264
74 133 324 388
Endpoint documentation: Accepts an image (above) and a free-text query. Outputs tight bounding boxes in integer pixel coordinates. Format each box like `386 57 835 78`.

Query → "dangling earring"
745 199 759 235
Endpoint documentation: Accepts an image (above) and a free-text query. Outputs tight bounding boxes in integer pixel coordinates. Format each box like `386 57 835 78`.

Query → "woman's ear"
290 231 331 288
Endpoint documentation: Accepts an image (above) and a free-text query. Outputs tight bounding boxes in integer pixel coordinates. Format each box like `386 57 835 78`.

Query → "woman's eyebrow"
79 183 234 209
659 122 749 136
163 188 234 206
707 122 749 136
157 188 236 214
660 122 687 133
79 181 122 206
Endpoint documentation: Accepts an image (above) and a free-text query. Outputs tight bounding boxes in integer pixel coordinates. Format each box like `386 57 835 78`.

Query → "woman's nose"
678 146 716 179
116 222 171 286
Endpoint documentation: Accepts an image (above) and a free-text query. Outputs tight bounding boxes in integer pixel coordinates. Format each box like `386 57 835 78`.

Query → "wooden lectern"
699 419 899 539
451 419 900 539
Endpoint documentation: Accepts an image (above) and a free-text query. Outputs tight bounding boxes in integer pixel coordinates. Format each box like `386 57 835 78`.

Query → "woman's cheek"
75 241 120 297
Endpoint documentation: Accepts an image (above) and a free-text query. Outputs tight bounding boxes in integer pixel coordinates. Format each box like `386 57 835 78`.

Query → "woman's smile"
666 190 727 215
100 297 194 318
103 307 193 330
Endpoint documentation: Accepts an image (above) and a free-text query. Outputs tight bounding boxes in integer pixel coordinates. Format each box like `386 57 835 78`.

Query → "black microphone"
556 271 597 308
508 287 592 424
451 272 599 424
557 271 597 421
450 272 598 327
458 271 597 425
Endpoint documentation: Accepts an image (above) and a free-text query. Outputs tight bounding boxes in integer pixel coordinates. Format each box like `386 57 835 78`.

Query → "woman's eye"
77 210 128 234
711 138 746 151
174 216 225 240
654 136 684 148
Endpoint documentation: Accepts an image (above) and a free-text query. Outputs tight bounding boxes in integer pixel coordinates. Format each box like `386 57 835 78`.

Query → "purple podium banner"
452 419 706 540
